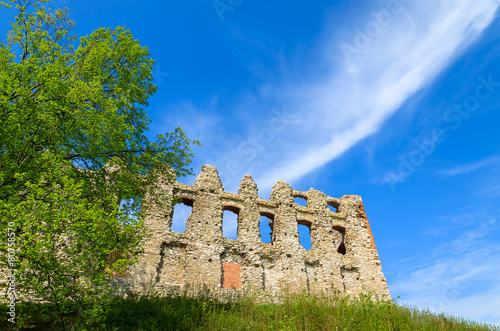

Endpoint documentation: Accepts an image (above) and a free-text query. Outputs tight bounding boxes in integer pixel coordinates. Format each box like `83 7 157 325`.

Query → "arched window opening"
297 220 312 250
259 213 274 244
223 206 240 240
327 200 340 213
293 194 308 207
171 198 194 234
333 225 346 255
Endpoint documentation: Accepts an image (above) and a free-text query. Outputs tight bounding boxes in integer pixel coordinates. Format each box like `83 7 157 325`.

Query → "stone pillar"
180 165 225 291
307 189 344 293
184 165 224 241
270 181 299 248
237 175 261 246
307 189 335 251
270 181 307 293
237 175 266 292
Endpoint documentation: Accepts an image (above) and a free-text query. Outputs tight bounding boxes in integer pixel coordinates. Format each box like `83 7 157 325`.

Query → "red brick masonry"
222 262 242 289
357 202 377 250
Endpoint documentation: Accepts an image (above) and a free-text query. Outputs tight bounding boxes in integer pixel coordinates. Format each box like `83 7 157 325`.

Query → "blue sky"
2 0 500 325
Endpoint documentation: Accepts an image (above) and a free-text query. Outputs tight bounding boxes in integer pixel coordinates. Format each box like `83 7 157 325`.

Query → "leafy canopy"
0 0 199 324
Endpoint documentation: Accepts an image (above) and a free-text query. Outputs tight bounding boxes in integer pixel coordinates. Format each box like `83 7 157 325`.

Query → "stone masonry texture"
115 164 391 299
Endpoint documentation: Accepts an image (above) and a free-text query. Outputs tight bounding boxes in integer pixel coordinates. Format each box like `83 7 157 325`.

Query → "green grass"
1 291 498 330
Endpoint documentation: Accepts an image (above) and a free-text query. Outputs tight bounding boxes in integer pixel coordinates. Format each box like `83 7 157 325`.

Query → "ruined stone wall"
118 164 390 299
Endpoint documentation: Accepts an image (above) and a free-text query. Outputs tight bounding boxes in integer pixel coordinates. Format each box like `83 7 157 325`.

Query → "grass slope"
1 291 498 330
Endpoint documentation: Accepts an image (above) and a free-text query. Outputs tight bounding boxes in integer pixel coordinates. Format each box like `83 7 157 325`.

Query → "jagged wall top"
129 164 390 300
195 164 224 193
166 164 355 249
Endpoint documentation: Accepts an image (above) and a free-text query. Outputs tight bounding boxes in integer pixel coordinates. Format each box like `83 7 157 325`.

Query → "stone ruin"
116 164 391 300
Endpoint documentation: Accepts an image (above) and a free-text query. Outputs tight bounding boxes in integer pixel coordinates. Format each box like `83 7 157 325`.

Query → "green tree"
0 0 199 326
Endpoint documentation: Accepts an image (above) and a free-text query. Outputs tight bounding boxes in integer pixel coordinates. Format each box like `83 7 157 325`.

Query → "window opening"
294 195 308 207
333 225 346 255
171 198 193 233
327 200 340 213
259 214 273 244
297 220 312 250
223 206 239 240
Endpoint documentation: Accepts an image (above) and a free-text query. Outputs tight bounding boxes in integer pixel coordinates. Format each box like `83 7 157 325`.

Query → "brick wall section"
357 201 377 249
222 263 242 290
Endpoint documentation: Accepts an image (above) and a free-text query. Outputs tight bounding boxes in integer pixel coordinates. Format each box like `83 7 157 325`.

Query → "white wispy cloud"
478 184 500 197
435 156 500 178
191 0 500 195
157 1 499 197
390 219 500 326
252 0 500 191
165 0 500 240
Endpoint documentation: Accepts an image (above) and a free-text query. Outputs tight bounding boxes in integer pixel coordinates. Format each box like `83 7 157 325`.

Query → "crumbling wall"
122 164 390 299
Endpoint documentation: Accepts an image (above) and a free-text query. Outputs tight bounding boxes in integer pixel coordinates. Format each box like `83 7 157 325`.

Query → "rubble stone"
122 164 391 299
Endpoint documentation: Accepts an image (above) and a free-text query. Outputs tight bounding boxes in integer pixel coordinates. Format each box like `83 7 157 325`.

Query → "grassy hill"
1 291 498 330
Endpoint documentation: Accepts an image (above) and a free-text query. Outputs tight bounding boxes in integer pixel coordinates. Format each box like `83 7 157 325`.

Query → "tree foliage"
0 0 199 324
